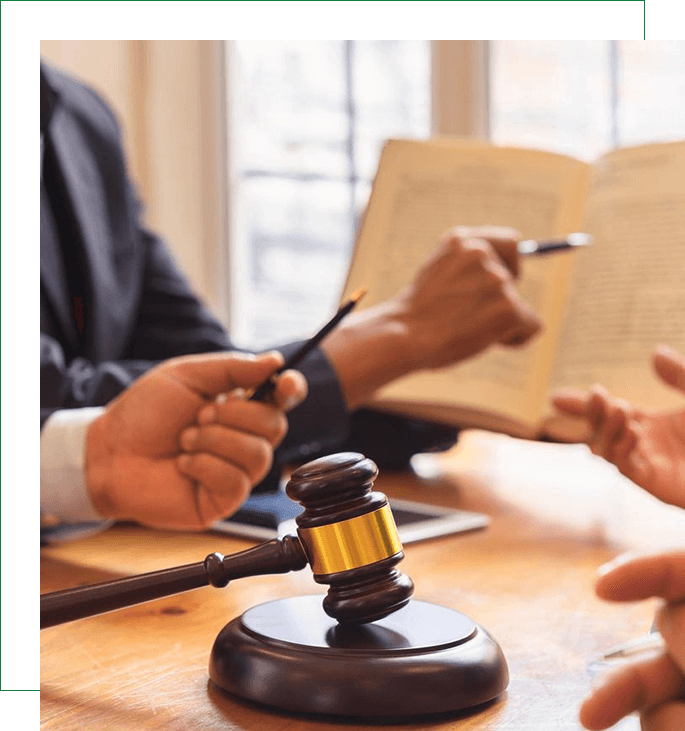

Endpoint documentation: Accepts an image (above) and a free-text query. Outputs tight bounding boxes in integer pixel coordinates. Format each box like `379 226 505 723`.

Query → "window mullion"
609 40 620 149
431 40 490 139
344 40 358 235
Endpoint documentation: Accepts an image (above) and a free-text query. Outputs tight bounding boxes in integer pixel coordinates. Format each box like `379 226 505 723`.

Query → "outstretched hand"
85 351 307 530
552 345 685 508
580 550 685 730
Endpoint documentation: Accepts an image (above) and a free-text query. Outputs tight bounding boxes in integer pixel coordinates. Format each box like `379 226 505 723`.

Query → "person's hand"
551 345 685 508
393 225 542 369
580 550 685 730
85 351 307 530
322 225 543 408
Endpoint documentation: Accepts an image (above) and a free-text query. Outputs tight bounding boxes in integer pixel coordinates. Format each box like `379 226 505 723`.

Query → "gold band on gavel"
297 505 403 575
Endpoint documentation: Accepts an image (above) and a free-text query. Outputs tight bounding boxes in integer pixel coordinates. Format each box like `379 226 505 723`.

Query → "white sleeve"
40 407 111 524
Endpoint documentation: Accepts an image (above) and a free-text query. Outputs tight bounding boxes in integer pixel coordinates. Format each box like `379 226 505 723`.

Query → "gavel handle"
40 534 307 628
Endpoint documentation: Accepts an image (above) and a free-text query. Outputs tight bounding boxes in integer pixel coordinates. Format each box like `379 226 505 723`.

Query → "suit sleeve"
40 332 155 428
39 87 455 459
274 341 459 471
41 252 456 465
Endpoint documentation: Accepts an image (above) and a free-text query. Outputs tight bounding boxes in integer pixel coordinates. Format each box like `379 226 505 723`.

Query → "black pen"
248 287 368 402
518 232 593 256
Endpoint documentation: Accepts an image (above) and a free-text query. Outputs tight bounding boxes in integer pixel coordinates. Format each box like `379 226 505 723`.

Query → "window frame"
221 40 487 334
221 40 684 336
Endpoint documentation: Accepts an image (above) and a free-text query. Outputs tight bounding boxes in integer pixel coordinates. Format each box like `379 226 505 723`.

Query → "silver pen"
600 632 665 661
518 232 594 256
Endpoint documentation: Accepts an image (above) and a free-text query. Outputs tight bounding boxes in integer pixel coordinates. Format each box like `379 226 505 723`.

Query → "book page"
548 141 685 411
343 138 590 429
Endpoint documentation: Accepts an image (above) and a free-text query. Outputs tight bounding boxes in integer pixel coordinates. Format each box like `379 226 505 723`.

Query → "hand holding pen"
180 290 366 519
236 229 587 407
192 287 365 420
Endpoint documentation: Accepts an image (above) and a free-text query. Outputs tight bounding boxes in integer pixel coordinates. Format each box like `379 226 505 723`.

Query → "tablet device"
211 489 489 544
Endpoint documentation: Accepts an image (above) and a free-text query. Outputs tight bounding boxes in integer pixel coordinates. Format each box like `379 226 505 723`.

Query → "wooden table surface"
40 432 685 730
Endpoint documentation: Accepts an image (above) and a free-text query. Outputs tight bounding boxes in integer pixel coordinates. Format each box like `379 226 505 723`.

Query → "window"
491 41 685 160
229 40 430 349
227 41 684 348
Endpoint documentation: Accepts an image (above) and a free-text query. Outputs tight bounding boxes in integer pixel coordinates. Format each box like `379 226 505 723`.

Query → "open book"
342 138 685 440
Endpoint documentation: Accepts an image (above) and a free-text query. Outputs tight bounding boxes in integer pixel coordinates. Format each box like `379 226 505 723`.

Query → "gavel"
41 453 414 629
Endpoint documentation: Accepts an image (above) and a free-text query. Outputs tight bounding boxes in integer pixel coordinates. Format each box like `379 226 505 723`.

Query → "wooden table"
40 432 685 730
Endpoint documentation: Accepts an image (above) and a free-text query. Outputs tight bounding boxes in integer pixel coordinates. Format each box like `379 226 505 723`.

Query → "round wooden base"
209 595 508 719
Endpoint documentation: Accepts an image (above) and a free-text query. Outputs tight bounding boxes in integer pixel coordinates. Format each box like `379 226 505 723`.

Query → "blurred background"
40 40 685 349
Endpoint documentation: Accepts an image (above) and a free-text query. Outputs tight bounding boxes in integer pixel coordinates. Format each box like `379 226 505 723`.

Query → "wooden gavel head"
40 452 414 630
286 452 414 624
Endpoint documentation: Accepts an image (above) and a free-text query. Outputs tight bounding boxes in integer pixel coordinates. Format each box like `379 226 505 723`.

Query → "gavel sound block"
208 452 508 719
40 452 507 719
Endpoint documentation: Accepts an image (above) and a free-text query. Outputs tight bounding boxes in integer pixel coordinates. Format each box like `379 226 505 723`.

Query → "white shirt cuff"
41 407 108 522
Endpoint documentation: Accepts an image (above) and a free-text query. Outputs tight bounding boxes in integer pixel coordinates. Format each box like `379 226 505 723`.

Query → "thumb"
595 550 685 602
652 345 685 395
162 351 284 398
550 388 589 416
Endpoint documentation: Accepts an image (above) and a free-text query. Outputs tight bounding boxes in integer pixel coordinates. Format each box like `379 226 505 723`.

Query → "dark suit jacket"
40 62 458 478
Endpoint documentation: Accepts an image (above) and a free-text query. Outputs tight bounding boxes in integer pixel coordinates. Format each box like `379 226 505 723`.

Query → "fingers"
595 550 685 602
550 386 633 447
177 416 282 527
395 226 541 369
587 385 610 439
583 549 685 731
641 700 685 731
597 398 632 463
161 351 285 399
657 600 685 676
269 369 308 412
579 652 685 730
451 234 541 345
180 425 274 484
652 345 685 395
177 452 253 524
450 225 522 277
460 290 541 351
550 388 590 416
175 369 305 517
486 233 520 279
199 367 306 417
583 385 638 467
496 281 543 345
178 387 290 502
612 424 640 473
195 366 307 435
196 393 289 446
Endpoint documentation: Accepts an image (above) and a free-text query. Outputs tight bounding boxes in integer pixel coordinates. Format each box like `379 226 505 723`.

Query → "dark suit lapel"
40 178 78 348
48 106 125 360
